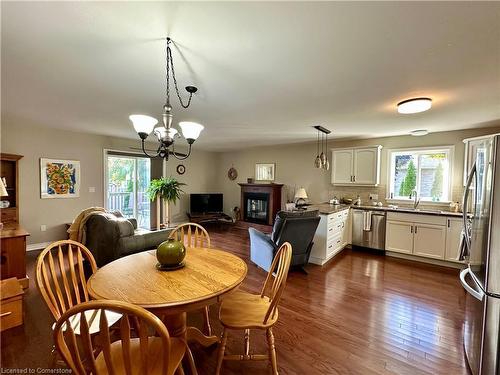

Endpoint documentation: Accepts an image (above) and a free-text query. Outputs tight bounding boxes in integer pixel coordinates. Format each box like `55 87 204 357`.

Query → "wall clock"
228 167 238 181
176 164 186 175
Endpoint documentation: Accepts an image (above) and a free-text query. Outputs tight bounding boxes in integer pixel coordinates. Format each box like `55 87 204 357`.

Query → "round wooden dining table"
87 247 247 368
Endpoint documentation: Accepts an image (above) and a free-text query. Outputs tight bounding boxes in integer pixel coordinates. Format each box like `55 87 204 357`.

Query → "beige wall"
214 126 500 214
0 122 218 244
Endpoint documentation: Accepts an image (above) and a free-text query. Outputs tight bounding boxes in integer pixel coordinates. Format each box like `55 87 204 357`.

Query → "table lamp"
0 178 8 230
294 187 308 208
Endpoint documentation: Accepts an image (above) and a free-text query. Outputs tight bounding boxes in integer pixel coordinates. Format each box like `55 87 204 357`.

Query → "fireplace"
243 192 269 224
238 183 283 226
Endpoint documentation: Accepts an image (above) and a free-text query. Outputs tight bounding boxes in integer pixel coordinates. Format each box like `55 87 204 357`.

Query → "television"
190 193 223 214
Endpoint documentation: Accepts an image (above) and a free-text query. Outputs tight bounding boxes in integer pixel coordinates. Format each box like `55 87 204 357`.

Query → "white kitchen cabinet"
413 224 446 259
332 150 353 184
386 221 413 254
445 218 464 262
386 212 446 259
331 146 382 186
310 208 350 265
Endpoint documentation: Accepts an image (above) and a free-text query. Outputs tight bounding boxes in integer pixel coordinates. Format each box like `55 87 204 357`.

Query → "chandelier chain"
166 38 193 109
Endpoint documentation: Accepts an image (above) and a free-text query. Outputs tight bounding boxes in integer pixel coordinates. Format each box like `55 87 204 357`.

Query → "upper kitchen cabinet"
331 146 382 186
463 133 499 185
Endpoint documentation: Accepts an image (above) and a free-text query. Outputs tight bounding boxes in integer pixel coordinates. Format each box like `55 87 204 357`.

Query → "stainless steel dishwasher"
352 209 386 251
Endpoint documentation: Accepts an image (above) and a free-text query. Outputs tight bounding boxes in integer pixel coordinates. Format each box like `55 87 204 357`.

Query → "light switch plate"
369 193 379 201
40 225 47 232
89 187 96 193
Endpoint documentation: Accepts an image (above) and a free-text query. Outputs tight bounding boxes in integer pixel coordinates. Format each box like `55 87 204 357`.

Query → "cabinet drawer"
0 298 23 332
386 212 446 226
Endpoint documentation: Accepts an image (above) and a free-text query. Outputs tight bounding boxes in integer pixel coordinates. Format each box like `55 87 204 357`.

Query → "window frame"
386 145 454 205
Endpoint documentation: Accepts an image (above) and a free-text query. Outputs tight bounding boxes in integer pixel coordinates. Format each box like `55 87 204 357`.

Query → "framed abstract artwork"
40 158 80 199
255 163 275 181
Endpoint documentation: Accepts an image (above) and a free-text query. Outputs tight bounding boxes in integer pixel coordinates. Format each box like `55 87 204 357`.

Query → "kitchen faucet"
410 190 420 209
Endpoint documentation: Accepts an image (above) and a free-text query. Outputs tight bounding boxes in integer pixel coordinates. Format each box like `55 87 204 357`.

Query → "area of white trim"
386 251 465 269
27 241 52 252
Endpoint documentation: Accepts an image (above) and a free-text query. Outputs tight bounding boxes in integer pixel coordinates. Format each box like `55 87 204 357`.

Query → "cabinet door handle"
447 219 450 228
415 225 418 234
410 226 413 234
0 312 12 318
353 175 356 182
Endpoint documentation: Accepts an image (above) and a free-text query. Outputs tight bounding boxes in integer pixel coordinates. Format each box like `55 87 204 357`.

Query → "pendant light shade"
179 121 204 142
129 115 158 136
312 125 331 171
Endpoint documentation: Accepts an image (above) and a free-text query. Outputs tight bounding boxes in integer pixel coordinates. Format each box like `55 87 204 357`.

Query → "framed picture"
40 158 80 199
255 163 275 181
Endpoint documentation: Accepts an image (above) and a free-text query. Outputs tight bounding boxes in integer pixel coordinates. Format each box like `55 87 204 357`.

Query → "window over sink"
388 147 453 203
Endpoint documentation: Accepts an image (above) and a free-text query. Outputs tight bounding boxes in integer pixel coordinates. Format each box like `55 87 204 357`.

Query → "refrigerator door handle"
460 162 476 260
460 268 484 301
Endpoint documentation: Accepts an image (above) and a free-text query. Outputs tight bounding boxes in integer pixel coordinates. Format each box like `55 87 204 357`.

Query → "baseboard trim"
386 251 465 269
27 242 52 252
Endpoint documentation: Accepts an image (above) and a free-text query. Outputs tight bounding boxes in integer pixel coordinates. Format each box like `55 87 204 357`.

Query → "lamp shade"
294 188 308 200
129 115 158 135
154 127 178 141
179 122 204 141
0 178 8 197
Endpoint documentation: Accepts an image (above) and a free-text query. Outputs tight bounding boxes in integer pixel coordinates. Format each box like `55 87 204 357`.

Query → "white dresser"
309 207 351 265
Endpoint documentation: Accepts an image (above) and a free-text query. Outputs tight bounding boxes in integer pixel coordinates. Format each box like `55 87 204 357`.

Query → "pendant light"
312 125 332 171
314 130 322 168
323 132 330 171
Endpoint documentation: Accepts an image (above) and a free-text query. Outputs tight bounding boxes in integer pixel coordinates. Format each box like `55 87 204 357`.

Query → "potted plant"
147 177 186 228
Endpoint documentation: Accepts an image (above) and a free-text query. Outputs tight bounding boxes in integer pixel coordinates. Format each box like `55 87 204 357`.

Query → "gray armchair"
249 210 320 273
85 212 172 267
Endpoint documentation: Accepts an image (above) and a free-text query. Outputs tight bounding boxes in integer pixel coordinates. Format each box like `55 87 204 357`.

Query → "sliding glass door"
105 153 151 229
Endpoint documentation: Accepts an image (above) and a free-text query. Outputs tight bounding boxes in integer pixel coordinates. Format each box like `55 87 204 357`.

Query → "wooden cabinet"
332 150 353 184
331 146 381 186
386 212 446 260
0 225 30 288
1 153 23 225
386 221 413 254
413 224 446 259
310 208 350 265
0 277 24 332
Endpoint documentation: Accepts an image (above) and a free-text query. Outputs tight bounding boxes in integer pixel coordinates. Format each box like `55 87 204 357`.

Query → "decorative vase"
156 238 186 267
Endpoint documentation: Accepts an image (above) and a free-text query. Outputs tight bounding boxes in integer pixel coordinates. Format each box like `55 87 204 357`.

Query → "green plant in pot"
147 177 186 229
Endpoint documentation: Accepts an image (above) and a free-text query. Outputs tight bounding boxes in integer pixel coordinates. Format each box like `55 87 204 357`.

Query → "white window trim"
386 145 455 206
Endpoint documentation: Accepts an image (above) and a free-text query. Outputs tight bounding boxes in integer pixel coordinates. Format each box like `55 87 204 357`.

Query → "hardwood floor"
1 224 470 374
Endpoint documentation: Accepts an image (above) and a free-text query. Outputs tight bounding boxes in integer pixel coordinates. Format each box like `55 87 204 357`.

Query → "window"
388 147 452 202
105 152 151 229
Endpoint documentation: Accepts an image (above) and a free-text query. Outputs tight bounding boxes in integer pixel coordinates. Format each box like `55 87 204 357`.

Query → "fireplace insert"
243 192 269 224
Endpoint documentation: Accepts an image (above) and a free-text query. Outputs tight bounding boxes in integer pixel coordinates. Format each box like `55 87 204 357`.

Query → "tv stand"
186 212 234 225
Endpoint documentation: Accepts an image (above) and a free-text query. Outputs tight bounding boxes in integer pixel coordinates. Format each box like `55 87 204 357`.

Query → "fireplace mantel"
239 183 283 226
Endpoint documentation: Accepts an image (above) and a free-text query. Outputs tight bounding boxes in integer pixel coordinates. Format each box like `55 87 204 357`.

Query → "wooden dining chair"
169 222 211 248
215 242 293 375
53 299 192 375
36 240 121 363
169 223 213 335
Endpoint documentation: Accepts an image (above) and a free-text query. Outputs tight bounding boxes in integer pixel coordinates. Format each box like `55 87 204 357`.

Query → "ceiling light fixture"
410 129 429 137
130 37 203 160
313 125 331 170
397 97 432 114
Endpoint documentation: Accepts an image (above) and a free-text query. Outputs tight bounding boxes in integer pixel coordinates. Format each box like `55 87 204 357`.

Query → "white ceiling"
2 2 500 151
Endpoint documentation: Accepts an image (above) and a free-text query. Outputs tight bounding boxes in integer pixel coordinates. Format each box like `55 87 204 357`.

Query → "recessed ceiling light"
410 129 429 136
397 97 432 114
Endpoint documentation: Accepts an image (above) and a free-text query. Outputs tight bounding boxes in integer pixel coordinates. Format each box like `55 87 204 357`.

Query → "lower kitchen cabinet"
386 212 463 264
413 224 446 259
386 221 413 254
310 208 350 265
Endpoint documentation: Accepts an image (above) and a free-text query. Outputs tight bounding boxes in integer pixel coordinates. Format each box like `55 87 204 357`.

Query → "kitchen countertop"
308 203 464 217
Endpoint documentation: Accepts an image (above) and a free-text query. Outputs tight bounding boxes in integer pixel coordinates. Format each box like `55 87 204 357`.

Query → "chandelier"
129 37 204 160
313 125 330 170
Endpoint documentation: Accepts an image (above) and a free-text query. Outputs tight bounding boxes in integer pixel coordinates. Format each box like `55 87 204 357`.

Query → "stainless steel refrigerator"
459 134 500 375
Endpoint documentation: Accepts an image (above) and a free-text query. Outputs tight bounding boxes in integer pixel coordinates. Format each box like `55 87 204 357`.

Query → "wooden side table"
0 277 24 331
0 224 30 288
